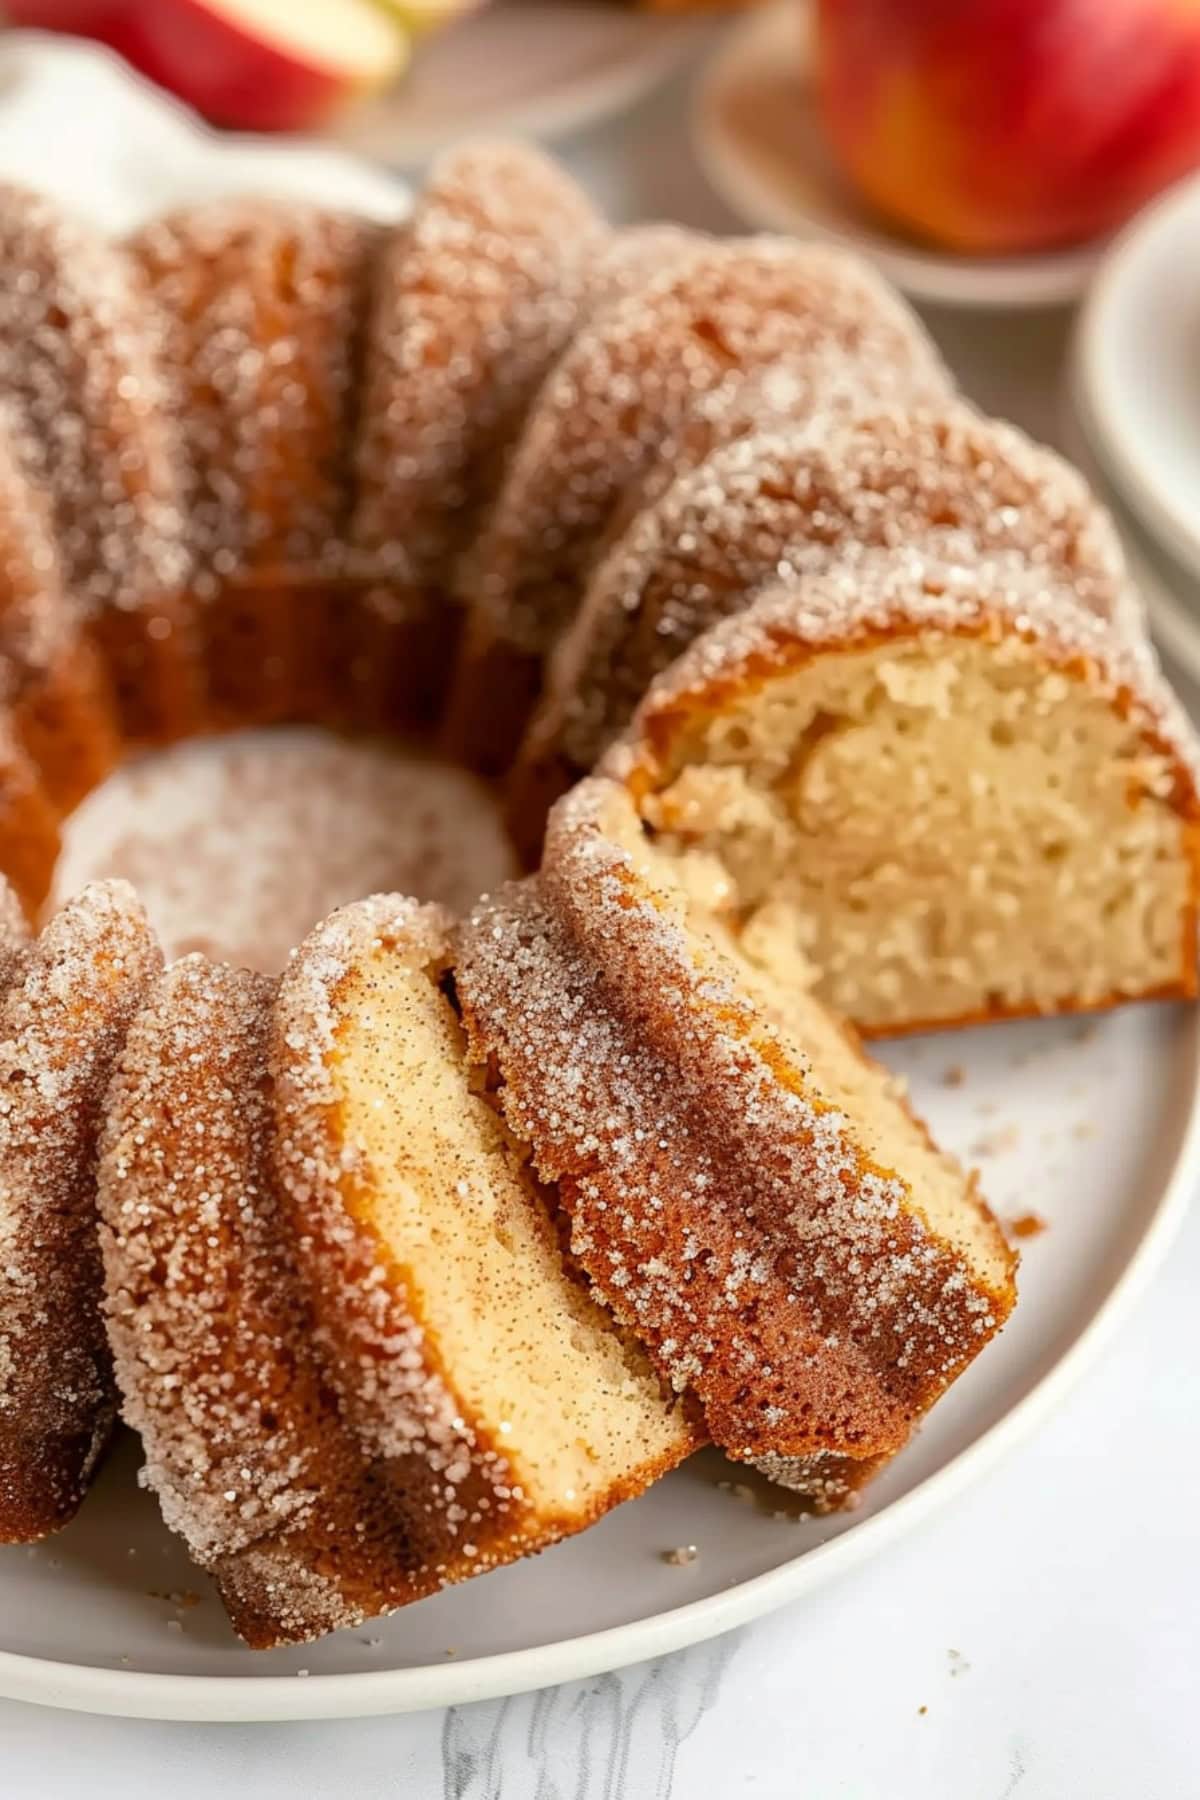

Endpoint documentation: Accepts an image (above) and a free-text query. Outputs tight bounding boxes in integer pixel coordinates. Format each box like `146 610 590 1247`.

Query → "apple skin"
814 0 1200 254
7 0 409 133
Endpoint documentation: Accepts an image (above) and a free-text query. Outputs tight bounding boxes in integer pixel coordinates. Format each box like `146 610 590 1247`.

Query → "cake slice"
101 899 695 1647
606 551 1200 1033
270 899 698 1578
455 778 1017 1509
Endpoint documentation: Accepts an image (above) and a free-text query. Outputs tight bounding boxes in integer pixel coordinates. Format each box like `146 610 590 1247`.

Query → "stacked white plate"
1070 173 1200 691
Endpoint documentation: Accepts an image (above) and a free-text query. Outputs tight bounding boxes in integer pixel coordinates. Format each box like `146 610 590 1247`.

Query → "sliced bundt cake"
455 778 1017 1509
101 899 695 1647
0 879 160 1541
603 552 1200 1032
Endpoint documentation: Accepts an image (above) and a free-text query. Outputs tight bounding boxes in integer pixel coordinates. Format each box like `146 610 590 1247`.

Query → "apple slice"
8 0 411 133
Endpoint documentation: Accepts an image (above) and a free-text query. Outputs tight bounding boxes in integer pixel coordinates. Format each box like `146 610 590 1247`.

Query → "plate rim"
1063 365 1200 692
1075 170 1200 581
331 8 710 166
2 1007 1196 1721
693 0 1103 310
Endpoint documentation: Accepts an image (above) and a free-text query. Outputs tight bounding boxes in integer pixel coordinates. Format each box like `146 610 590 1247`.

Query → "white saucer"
332 3 706 167
1075 172 1200 582
694 0 1105 309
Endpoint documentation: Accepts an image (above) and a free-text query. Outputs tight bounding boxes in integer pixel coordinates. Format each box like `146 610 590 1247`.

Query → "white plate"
1 999 1196 1720
332 4 706 167
0 28 1196 1727
1075 173 1200 582
694 0 1105 309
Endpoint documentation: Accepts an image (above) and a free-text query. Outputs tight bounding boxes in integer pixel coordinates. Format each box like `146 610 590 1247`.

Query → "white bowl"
694 0 1106 309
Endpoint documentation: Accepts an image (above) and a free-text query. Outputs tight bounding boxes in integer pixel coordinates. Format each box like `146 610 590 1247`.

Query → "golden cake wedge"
455 777 1017 1509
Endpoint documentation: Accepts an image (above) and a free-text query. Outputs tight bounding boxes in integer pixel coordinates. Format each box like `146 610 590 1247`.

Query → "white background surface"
6 41 1200 1799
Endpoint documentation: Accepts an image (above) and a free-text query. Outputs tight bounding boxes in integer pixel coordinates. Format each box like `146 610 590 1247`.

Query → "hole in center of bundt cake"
50 729 517 973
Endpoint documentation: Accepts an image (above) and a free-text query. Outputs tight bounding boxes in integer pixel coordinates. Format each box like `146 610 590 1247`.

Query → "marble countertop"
6 48 1199 1800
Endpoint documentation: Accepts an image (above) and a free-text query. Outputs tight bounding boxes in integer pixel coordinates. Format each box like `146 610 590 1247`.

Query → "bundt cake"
596 551 1200 1033
0 878 159 1541
509 406 1136 845
445 238 952 772
455 778 1017 1507
100 898 695 1647
0 141 1192 1637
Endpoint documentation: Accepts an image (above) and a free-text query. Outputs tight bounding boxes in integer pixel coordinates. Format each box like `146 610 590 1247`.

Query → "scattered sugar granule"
661 1545 699 1567
969 1124 1020 1159
947 1649 970 1678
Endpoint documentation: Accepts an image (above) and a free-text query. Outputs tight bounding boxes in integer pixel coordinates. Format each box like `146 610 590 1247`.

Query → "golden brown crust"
0 881 160 1541
446 239 947 775
0 724 61 921
132 200 386 732
521 408 1134 819
99 956 420 1645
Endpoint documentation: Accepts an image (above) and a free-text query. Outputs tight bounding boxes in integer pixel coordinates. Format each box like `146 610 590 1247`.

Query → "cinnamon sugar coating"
99 954 430 1646
455 779 1016 1494
353 141 603 588
620 550 1200 791
0 880 160 1541
102 897 690 1645
541 406 1136 783
0 184 194 743
445 237 947 770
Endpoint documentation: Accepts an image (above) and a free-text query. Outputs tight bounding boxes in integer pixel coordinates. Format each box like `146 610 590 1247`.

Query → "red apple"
7 0 410 133
814 0 1200 254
